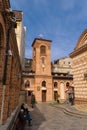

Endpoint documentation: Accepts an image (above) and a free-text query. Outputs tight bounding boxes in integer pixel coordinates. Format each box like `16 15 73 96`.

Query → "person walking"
68 86 74 105
31 93 35 108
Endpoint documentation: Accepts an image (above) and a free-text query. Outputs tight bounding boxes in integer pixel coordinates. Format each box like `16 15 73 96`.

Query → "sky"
10 0 87 61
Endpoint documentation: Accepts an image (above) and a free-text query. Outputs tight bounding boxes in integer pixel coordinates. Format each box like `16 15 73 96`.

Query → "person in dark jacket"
21 103 26 111
18 109 26 130
25 108 32 126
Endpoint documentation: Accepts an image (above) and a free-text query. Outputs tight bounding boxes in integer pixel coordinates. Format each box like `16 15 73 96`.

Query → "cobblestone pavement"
25 103 87 130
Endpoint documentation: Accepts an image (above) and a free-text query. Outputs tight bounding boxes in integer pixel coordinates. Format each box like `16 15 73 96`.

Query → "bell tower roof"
32 38 52 47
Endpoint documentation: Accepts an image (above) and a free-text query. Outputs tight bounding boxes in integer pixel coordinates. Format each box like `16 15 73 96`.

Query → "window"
40 45 46 55
42 81 46 87
27 60 30 63
54 67 58 72
66 82 70 87
25 80 30 88
68 62 70 64
54 82 58 88
42 57 44 64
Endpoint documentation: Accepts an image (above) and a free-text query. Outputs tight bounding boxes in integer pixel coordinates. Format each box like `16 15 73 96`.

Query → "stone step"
54 104 87 119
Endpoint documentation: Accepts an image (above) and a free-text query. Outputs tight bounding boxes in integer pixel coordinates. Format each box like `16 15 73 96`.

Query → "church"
22 38 73 103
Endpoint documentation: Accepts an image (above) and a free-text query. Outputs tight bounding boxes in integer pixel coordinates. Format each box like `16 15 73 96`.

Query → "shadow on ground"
25 104 46 130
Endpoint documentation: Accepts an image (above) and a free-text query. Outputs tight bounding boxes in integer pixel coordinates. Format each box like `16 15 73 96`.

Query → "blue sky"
10 0 87 61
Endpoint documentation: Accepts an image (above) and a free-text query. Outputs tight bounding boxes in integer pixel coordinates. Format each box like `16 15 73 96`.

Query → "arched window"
25 80 30 88
54 82 58 88
66 82 70 87
42 81 46 87
40 45 46 55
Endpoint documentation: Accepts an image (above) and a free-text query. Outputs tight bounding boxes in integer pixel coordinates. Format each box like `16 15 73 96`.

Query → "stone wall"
70 29 87 104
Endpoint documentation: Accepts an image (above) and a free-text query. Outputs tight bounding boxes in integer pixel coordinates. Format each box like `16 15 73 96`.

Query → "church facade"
22 38 73 103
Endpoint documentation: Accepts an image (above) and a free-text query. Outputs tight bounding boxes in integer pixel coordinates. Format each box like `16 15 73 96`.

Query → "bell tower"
32 38 53 102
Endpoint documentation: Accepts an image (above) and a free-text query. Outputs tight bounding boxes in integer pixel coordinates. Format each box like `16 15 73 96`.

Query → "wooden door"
42 90 46 102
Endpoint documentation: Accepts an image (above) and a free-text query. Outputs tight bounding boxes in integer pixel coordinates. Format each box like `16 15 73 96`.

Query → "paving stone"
24 103 87 130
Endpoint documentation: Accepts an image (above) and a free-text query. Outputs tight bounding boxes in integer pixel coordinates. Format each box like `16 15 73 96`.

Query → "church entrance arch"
41 81 47 102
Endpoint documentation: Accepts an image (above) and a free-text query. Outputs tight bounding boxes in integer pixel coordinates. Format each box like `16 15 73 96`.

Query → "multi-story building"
22 38 73 103
52 57 72 74
14 10 26 70
70 29 87 104
24 58 33 72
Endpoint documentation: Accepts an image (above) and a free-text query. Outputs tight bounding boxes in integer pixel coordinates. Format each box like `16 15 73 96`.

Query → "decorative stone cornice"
70 43 87 58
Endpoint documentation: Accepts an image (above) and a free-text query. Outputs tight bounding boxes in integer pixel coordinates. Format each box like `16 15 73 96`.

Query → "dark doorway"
42 90 46 102
54 91 58 101
26 91 32 104
28 91 32 96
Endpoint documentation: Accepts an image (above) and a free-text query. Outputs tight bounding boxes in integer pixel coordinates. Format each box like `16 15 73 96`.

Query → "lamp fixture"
8 50 12 56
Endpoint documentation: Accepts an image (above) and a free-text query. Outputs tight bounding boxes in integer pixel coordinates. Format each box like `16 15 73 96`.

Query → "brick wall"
0 0 22 124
